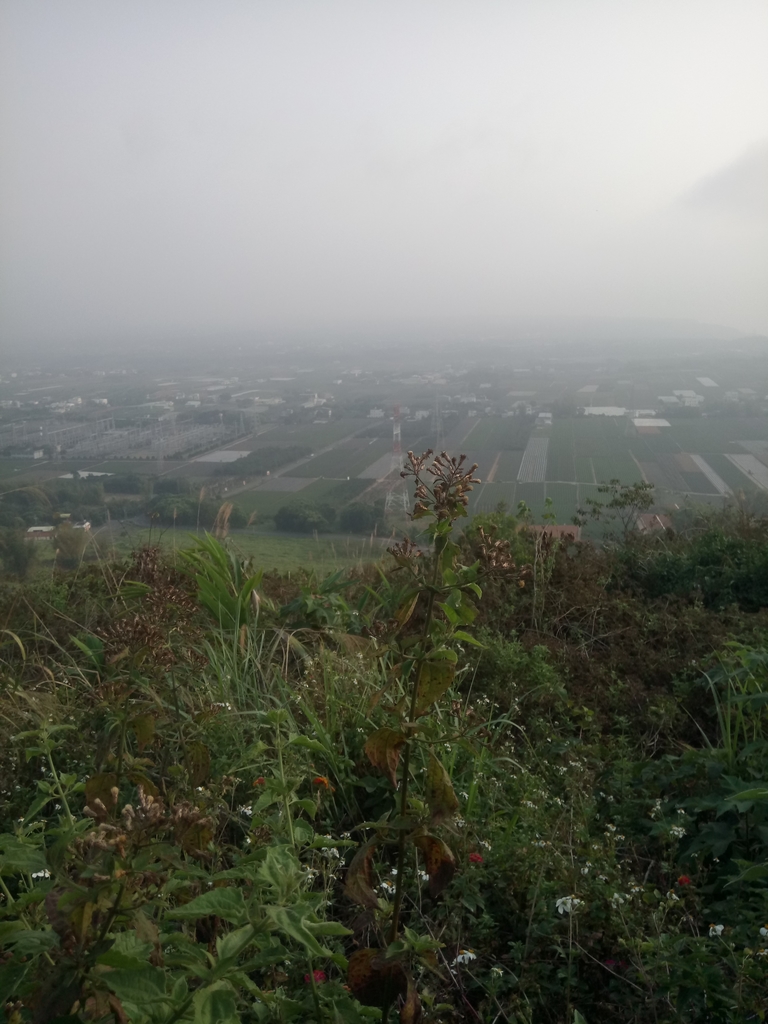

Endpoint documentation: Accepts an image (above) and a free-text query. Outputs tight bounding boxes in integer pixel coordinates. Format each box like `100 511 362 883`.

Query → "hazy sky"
1 0 767 349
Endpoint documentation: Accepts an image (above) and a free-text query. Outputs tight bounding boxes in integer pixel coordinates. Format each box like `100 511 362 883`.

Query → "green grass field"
291 442 390 478
592 453 645 484
103 524 388 574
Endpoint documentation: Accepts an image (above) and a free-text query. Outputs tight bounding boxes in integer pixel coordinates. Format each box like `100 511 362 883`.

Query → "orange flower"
313 775 334 791
253 777 266 786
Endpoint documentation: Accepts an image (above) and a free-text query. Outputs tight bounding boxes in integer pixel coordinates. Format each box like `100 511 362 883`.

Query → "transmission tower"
384 404 410 517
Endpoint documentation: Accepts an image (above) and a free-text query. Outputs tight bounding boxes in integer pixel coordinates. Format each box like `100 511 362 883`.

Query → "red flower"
677 875 692 886
312 775 335 792
305 970 326 984
469 852 484 864
254 777 266 786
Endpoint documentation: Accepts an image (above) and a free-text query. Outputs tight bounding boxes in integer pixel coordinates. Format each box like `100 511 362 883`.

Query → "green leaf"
256 845 305 900
103 965 168 1004
437 602 461 626
288 735 329 755
0 834 48 875
266 905 327 958
425 752 459 824
5 929 59 957
295 797 317 818
453 630 485 648
193 981 239 1024
414 660 456 717
167 887 247 926
0 960 31 1004
216 924 256 963
728 788 768 803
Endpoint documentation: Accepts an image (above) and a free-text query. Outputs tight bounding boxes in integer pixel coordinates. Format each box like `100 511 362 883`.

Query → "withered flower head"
402 450 481 521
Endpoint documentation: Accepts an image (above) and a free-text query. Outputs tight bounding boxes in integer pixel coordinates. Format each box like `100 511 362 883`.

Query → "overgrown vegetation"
2 451 768 1023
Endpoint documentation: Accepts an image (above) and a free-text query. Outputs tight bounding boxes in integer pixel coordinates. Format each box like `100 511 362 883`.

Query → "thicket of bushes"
2 459 768 1022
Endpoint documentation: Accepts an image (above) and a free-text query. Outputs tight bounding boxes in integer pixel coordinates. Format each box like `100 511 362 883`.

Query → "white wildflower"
760 926 768 938
556 896 583 915
709 924 724 937
31 869 51 880
453 949 477 965
610 892 627 908
666 891 680 902
490 966 503 977
669 825 686 840
378 880 395 895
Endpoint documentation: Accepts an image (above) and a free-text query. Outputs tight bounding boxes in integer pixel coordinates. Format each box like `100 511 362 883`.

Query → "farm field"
292 441 390 478
105 525 387 573
234 477 371 520
0 459 37 481
489 450 523 481
242 419 370 450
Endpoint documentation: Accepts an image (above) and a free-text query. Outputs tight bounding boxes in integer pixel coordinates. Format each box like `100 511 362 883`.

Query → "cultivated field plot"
670 418 768 452
574 457 595 483
464 417 533 450
544 482 580 522
738 441 768 465
195 449 251 463
294 442 391 479
256 476 315 492
94 460 185 475
592 454 644 485
0 458 43 482
517 437 549 482
236 476 371 518
489 450 523 481
468 481 517 514
547 423 576 481
699 454 761 495
245 420 369 450
726 455 768 491
358 453 398 480
630 432 681 455
689 455 732 495
515 483 547 518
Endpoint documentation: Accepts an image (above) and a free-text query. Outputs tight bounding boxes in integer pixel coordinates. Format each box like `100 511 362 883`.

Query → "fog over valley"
1 0 767 354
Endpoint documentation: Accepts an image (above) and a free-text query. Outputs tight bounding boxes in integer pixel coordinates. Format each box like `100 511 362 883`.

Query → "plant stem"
46 748 75 829
307 960 323 1021
388 547 441 944
276 723 296 850
0 874 15 904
